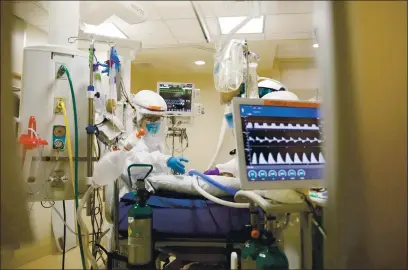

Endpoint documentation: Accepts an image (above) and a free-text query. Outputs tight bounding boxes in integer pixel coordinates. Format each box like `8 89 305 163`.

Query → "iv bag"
213 39 246 93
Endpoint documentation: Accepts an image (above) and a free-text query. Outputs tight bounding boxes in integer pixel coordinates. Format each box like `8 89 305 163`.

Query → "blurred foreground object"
0 1 33 249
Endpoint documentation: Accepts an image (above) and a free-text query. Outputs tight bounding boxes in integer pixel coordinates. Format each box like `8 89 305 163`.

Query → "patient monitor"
157 82 195 126
232 98 324 190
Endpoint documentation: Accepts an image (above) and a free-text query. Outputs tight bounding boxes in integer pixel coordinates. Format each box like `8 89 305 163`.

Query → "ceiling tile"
194 1 215 18
130 1 162 21
120 20 178 46
265 14 313 34
260 1 280 15
229 33 265 41
204 17 221 40
165 19 206 44
265 32 313 40
154 1 196 19
277 1 314 14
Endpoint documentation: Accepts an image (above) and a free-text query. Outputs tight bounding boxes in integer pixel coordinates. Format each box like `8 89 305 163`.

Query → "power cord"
40 201 109 237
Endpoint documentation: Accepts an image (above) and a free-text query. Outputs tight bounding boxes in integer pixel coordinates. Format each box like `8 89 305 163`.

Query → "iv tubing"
77 185 99 269
192 176 249 209
206 110 227 170
189 170 239 196
58 101 75 191
59 65 86 270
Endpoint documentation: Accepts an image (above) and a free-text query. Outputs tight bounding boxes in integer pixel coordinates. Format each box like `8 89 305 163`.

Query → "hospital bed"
105 173 317 270
107 174 252 269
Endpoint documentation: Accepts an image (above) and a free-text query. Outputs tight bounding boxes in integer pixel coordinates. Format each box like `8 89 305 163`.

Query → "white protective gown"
122 123 171 185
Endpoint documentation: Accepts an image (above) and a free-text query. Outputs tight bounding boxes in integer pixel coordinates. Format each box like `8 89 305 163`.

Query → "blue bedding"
119 192 251 241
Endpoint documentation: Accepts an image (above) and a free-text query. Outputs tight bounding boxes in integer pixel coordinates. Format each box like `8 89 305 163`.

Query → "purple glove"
204 168 220 175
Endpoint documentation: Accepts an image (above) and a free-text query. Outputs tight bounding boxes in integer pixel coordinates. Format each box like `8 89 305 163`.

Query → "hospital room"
0 1 406 270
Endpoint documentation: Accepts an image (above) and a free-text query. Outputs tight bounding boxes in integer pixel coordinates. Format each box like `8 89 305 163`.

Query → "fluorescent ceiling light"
82 22 128 39
194 60 206 66
313 43 319 48
218 16 264 35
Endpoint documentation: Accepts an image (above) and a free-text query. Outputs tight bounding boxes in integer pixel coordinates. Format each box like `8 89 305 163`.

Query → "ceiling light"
218 16 264 35
313 43 319 48
194 60 206 66
82 22 128 39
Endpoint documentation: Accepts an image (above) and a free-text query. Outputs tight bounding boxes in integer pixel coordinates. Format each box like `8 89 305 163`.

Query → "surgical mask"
146 122 161 135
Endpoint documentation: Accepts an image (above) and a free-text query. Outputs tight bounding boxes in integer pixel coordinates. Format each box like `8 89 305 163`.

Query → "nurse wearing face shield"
123 90 189 179
204 79 299 176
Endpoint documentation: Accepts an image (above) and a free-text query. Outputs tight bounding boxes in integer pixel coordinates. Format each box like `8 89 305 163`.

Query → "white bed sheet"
120 174 303 204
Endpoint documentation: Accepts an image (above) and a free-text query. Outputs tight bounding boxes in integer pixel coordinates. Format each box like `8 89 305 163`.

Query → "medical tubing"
61 65 86 270
206 113 227 170
26 128 42 175
58 101 76 192
50 203 109 237
188 170 239 196
77 184 99 269
192 176 249 209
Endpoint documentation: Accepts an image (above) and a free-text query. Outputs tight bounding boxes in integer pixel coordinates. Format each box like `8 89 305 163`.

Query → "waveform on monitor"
251 152 325 165
248 136 322 144
246 122 319 130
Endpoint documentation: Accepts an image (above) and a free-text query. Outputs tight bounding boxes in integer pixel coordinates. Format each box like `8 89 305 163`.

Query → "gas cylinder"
127 185 152 267
241 229 263 270
126 164 154 269
256 244 289 270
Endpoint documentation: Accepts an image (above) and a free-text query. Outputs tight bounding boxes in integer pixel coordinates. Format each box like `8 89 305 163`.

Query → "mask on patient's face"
145 122 161 135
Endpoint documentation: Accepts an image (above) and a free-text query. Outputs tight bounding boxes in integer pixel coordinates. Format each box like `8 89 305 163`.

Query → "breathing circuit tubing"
188 170 250 209
58 65 87 270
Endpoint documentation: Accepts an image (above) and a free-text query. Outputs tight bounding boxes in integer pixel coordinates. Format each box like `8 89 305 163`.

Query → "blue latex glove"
167 157 189 174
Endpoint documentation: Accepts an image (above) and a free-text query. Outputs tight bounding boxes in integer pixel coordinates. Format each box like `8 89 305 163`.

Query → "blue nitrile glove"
167 157 189 174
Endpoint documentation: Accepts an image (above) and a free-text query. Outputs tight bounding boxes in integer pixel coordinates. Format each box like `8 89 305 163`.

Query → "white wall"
279 61 319 100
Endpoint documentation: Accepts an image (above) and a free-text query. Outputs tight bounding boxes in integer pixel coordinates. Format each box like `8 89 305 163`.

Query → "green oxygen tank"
127 189 152 267
127 164 154 269
241 229 263 270
256 237 289 270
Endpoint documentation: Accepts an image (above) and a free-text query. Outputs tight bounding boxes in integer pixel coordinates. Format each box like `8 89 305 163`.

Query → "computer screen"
233 98 324 190
157 82 193 114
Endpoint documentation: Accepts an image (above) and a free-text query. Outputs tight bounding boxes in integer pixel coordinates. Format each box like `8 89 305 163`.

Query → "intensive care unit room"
0 1 406 270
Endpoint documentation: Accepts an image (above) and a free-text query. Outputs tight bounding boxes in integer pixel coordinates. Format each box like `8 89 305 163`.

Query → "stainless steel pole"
86 38 95 216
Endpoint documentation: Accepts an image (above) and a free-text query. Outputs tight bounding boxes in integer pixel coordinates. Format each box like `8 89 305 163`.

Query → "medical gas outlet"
52 125 66 150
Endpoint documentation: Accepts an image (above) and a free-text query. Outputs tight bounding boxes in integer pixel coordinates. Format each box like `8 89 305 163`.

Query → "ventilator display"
239 104 324 181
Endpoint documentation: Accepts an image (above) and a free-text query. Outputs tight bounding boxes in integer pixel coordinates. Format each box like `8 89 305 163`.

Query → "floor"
18 247 83 269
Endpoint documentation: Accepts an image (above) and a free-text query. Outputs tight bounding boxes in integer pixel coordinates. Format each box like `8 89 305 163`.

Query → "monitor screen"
237 101 324 184
157 82 193 113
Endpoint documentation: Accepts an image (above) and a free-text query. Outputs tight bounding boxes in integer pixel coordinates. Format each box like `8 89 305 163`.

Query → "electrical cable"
59 65 86 269
62 200 66 270
40 201 109 237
